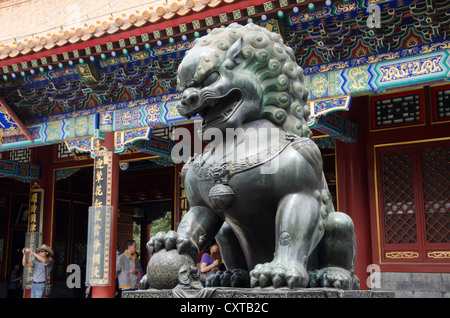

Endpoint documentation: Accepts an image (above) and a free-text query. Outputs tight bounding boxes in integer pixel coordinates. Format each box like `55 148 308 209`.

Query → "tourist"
116 240 140 297
199 242 224 285
22 244 54 298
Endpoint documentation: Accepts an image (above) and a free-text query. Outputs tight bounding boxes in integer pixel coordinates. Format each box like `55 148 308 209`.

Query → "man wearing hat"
22 244 54 298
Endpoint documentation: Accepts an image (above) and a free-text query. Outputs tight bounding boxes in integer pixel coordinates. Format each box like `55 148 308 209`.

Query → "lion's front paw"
250 262 309 289
309 267 360 290
147 230 178 253
147 231 197 260
206 269 250 288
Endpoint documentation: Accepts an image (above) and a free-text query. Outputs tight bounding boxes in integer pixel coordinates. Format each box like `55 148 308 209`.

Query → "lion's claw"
164 230 177 250
147 231 166 254
206 269 250 288
147 231 198 262
175 234 193 254
308 267 360 290
250 262 308 289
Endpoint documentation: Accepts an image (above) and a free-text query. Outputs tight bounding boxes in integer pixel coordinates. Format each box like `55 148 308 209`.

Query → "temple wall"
378 272 450 298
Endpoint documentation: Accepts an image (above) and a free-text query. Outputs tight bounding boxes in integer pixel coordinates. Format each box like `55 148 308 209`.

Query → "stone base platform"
122 287 394 298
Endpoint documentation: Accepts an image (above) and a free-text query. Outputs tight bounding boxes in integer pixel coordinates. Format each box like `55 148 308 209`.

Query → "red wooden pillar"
23 145 55 298
91 131 119 298
336 138 372 290
30 145 55 249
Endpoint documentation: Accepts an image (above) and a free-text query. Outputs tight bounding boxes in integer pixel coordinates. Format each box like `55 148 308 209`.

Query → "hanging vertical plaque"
28 185 44 233
86 206 113 286
92 148 113 207
179 174 189 220
86 148 114 286
23 184 44 289
23 232 42 289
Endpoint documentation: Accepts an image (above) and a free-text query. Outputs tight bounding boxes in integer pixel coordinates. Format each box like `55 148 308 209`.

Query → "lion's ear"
226 37 244 66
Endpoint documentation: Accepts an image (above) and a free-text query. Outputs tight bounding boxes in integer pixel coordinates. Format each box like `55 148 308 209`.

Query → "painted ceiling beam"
0 158 40 180
0 42 449 152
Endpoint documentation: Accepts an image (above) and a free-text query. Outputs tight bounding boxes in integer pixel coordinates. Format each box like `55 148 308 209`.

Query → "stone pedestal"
122 287 394 298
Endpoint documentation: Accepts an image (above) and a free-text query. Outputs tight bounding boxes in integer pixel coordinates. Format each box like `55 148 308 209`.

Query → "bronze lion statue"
146 23 359 290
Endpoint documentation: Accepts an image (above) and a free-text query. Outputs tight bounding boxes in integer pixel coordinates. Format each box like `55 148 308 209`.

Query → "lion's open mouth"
197 89 243 129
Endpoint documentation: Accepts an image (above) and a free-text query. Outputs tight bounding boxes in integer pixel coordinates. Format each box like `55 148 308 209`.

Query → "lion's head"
176 23 311 138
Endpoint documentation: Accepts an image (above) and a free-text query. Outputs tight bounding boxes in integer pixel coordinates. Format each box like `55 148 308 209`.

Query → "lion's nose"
181 88 199 106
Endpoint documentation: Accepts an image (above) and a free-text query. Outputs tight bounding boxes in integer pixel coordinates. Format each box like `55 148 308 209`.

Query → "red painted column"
91 131 119 298
23 145 55 298
30 145 55 248
336 139 372 290
332 95 372 290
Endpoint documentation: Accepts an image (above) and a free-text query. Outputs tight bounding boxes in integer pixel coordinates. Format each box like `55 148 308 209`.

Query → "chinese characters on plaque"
24 186 44 288
86 206 113 286
86 149 114 286
28 187 44 233
179 177 189 220
92 148 112 207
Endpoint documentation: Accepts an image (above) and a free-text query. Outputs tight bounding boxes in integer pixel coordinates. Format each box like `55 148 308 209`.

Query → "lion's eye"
186 79 196 88
202 71 220 87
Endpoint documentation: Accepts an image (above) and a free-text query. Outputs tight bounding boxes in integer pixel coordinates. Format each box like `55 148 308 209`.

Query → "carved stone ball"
147 249 194 289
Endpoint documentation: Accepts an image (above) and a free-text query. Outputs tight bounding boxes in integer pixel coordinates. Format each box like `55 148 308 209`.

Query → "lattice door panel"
421 146 450 244
376 140 450 264
380 150 418 244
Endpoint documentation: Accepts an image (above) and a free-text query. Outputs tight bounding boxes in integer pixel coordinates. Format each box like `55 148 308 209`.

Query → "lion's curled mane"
178 23 312 138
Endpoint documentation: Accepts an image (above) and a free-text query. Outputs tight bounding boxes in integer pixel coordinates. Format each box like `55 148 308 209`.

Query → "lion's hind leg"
309 212 360 289
250 192 326 289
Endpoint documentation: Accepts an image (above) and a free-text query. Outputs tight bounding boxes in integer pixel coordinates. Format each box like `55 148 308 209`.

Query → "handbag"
199 270 212 284
44 264 53 297
197 262 212 284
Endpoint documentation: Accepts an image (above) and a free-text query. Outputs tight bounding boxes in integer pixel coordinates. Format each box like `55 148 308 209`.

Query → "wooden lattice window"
432 84 450 122
56 142 73 160
376 140 450 263
371 89 424 130
9 148 30 163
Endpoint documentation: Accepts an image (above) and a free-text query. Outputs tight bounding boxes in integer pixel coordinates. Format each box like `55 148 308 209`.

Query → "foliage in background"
150 212 171 238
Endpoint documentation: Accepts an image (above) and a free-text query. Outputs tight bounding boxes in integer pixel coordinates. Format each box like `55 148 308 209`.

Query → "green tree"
150 212 171 237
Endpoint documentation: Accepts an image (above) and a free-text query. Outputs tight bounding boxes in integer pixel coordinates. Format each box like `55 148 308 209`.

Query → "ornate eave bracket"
64 127 153 158
128 135 173 157
65 137 95 158
64 127 173 159
114 127 152 154
307 95 358 143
